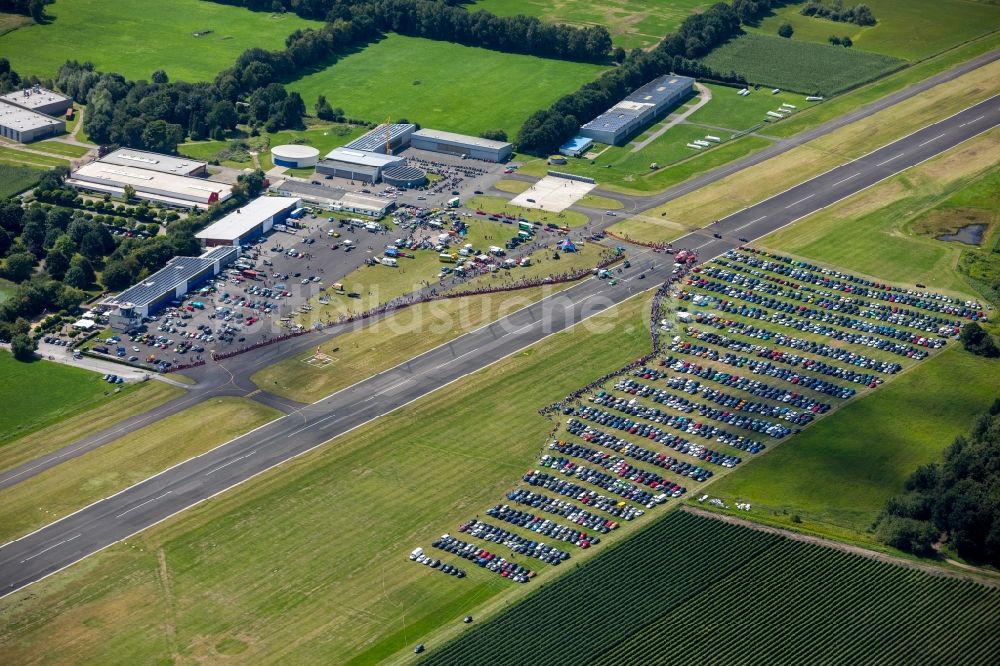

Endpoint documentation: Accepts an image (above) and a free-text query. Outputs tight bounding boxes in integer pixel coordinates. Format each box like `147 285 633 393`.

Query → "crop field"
0 0 320 81
469 0 706 49
0 296 654 665
0 163 42 199
288 34 606 138
700 33 905 95
422 511 1000 665
0 351 144 446
748 0 1000 61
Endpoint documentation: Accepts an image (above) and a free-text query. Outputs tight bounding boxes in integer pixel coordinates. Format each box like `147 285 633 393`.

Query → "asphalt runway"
1 94 997 598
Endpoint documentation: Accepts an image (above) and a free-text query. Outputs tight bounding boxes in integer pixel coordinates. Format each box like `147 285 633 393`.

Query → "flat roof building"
559 136 594 157
580 75 694 146
99 148 208 176
68 160 233 209
195 196 301 247
410 128 512 162
269 180 394 218
0 86 72 117
0 102 64 143
106 246 239 326
315 147 404 183
336 192 395 218
344 123 416 154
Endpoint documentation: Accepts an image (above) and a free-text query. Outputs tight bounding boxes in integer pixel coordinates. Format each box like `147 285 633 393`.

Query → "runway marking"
966 114 985 125
733 215 766 231
784 194 814 209
115 492 172 518
831 172 861 187
20 534 81 563
876 153 904 166
205 452 256 475
435 347 479 369
377 379 411 396
918 133 947 147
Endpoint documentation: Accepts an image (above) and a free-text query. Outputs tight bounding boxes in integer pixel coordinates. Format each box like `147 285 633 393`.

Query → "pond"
937 223 987 245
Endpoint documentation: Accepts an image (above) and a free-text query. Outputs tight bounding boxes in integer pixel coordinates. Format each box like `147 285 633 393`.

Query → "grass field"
577 194 623 210
0 381 183 474
0 0 320 81
748 0 1000 61
0 145 69 169
0 351 142 445
700 33 905 95
0 277 14 302
0 397 280 543
179 123 369 170
469 0 707 49
465 195 589 226
423 511 1000 665
35 139 91 158
0 163 42 198
0 295 653 665
288 34 606 138
0 11 31 36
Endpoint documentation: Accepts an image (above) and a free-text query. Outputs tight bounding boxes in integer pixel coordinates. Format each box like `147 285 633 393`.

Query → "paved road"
1 93 996 597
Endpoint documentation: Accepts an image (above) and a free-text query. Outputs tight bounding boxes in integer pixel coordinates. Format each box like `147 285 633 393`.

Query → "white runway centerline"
831 172 861 187
205 452 257 475
20 534 81 563
876 153 905 166
918 133 947 147
115 492 172 518
785 194 815 209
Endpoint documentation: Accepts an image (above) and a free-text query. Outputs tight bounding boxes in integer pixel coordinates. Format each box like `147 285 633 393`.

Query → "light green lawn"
0 0 320 81
35 139 90 158
288 34 607 138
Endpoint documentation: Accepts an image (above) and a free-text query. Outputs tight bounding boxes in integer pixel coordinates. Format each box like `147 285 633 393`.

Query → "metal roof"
345 123 416 153
582 74 694 133
0 100 64 132
0 86 70 112
201 246 240 263
323 147 404 168
411 128 512 151
625 75 693 106
271 144 320 159
109 257 215 308
559 136 594 152
582 108 642 133
195 196 300 242
71 161 232 202
99 148 207 175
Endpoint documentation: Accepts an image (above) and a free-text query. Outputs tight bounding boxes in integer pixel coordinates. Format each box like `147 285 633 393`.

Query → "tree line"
0 0 48 23
801 1 876 26
875 400 1000 567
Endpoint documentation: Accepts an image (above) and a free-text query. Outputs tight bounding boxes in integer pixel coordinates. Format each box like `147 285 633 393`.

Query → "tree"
28 0 45 23
122 183 136 203
828 35 842 45
315 94 335 121
479 129 508 142
44 247 70 280
778 21 794 38
140 119 184 153
63 264 89 289
151 69 169 85
842 35 853 47
235 169 266 199
80 230 106 261
959 322 999 357
2 251 35 282
10 332 36 361
100 260 133 290
613 47 626 64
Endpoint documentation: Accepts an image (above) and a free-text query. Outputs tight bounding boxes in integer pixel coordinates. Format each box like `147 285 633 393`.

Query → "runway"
0 94 996 598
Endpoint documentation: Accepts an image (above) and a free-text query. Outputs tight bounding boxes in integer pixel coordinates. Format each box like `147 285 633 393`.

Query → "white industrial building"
0 102 64 143
271 144 320 169
106 246 239 328
98 148 208 176
335 192 395 218
409 129 512 162
344 123 416 154
580 75 694 146
0 86 72 117
315 147 404 183
68 160 233 209
269 180 394 218
195 196 301 247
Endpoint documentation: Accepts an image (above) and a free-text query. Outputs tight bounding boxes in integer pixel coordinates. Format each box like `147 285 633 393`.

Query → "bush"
10 333 36 361
778 21 794 38
960 322 999 357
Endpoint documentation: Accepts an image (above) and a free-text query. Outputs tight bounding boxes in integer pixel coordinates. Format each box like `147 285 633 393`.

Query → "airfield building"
106 246 239 327
68 159 233 209
195 196 301 247
0 102 64 143
99 148 208 176
0 86 72 117
271 144 320 169
344 123 416 154
580 74 694 146
409 129 512 162
315 147 405 183
269 180 394 218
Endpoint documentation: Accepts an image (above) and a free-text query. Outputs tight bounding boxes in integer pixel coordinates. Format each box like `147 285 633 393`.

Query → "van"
381 257 398 267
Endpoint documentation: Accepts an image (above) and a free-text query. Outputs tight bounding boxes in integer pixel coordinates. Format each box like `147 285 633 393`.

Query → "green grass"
0 397 280 543
0 381 183 474
35 139 90 158
748 0 1000 61
0 351 137 445
577 194 623 210
0 0 320 81
180 124 368 169
704 346 1000 544
423 511 1000 665
0 162 43 198
0 277 15 302
0 295 653 665
465 195 589 226
700 32 905 96
0 146 70 169
469 0 708 50
688 83 817 132
288 34 607 138
0 11 31 36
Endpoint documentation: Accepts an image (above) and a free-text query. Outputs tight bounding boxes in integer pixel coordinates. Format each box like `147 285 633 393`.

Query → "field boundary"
682 506 1000 587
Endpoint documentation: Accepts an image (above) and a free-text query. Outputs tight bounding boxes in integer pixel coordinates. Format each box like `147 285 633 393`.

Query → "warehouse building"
334 192 395 218
68 161 233 208
315 147 404 183
344 123 416 154
106 246 239 328
99 148 208 176
580 74 694 146
559 136 594 157
269 180 394 218
0 102 64 142
0 85 72 117
271 144 320 169
410 129 512 162
195 196 301 247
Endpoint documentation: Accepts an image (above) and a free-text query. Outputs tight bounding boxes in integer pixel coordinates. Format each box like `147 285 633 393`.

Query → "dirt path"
682 505 1000 588
630 82 712 153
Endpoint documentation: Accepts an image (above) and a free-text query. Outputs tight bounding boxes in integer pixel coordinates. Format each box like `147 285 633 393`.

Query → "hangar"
106 246 239 327
68 160 233 209
410 128 512 162
315 147 404 183
268 180 395 218
344 123 416 154
99 148 208 176
334 192 395 218
195 196 301 247
580 74 694 146
0 102 63 143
